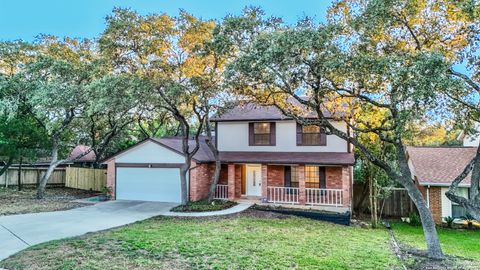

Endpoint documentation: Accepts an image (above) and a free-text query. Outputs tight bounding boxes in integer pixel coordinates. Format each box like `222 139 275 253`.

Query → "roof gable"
407 146 477 186
115 140 185 164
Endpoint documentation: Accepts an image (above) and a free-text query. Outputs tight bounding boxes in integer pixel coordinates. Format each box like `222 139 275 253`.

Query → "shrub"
171 199 237 212
444 216 455 228
408 212 422 226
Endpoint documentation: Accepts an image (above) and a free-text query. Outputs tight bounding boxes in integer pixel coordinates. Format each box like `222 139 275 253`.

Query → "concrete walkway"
161 202 252 217
0 200 177 261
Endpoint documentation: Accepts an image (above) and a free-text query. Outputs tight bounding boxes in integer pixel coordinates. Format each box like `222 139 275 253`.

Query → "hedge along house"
407 146 477 224
103 103 355 212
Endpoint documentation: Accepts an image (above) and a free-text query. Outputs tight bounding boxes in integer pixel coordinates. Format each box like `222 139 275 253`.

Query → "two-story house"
103 103 355 212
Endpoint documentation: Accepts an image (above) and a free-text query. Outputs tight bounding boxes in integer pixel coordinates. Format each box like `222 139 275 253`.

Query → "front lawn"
0 187 97 216
391 222 480 260
0 210 400 270
171 199 237 212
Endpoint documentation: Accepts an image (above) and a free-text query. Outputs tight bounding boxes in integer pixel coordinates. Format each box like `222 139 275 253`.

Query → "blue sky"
0 0 333 41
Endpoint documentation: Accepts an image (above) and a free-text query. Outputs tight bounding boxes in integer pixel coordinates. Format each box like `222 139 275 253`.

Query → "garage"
104 139 188 203
116 167 182 203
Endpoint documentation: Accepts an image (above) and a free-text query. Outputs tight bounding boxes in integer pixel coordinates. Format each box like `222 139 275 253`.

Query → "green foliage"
444 216 455 228
170 199 237 212
461 213 475 221
408 212 422 227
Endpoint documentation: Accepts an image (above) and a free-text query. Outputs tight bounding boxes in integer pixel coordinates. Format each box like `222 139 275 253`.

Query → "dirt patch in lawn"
0 187 98 216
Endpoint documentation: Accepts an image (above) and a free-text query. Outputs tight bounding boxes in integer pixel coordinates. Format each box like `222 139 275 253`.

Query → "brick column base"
298 164 305 204
228 164 235 200
342 166 351 208
261 164 268 200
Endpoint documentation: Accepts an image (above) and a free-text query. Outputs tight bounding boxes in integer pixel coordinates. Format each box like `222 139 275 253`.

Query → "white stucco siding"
462 123 480 146
463 134 480 147
441 187 452 218
440 187 469 219
217 120 348 152
115 140 184 163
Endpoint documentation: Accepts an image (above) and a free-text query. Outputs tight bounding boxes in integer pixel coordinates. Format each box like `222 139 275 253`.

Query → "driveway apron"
0 200 177 261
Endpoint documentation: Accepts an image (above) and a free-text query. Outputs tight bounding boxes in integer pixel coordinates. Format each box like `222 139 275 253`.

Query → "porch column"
261 164 268 199
228 164 235 200
342 166 351 208
298 164 306 204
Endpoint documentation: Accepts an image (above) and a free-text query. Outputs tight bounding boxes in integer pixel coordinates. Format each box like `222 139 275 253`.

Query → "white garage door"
116 167 182 203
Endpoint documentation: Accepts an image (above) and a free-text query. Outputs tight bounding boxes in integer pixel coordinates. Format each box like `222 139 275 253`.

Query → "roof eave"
418 182 471 187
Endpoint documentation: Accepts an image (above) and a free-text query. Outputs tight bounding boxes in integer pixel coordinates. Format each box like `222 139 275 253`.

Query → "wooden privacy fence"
0 167 65 187
65 167 107 192
353 184 416 218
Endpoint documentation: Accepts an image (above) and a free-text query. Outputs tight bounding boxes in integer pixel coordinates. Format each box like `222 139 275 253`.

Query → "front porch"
214 163 352 211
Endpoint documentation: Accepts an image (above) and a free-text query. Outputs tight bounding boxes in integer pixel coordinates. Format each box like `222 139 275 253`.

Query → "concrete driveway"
0 200 177 261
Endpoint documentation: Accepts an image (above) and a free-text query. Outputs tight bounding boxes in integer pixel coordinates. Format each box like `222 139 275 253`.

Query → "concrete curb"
161 203 252 217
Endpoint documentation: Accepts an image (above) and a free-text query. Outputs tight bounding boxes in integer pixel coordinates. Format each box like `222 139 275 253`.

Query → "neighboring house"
103 103 355 212
407 143 476 224
10 145 97 168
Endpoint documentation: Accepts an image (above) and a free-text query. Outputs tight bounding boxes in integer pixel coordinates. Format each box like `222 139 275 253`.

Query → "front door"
246 164 262 196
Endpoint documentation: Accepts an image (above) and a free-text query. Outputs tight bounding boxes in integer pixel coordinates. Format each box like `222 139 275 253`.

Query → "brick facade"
189 161 216 201
325 167 343 189
235 164 242 198
298 164 306 204
107 159 352 207
429 187 442 224
417 183 442 224
267 165 284 187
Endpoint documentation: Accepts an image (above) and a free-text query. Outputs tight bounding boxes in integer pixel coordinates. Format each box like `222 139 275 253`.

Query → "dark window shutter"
248 123 254 146
270 122 276 146
296 123 302 146
284 166 291 187
320 126 327 146
319 167 326 189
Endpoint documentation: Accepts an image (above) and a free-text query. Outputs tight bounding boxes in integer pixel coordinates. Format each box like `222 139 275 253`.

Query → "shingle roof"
68 145 96 162
152 137 215 162
407 146 478 186
211 102 333 122
218 151 355 165
152 137 354 165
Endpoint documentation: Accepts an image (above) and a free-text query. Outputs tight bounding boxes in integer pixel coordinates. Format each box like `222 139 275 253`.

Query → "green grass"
0 211 400 270
391 222 480 260
171 199 237 212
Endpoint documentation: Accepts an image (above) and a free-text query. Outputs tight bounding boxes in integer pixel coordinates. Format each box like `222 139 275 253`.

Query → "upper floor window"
297 124 326 146
249 122 276 146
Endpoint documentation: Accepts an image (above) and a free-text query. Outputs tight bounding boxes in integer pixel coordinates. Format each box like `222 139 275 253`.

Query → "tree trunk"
205 119 221 202
401 175 444 259
208 159 222 202
388 140 444 259
369 174 378 228
37 136 63 199
179 162 190 205
0 156 13 177
373 179 378 227
17 157 23 191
